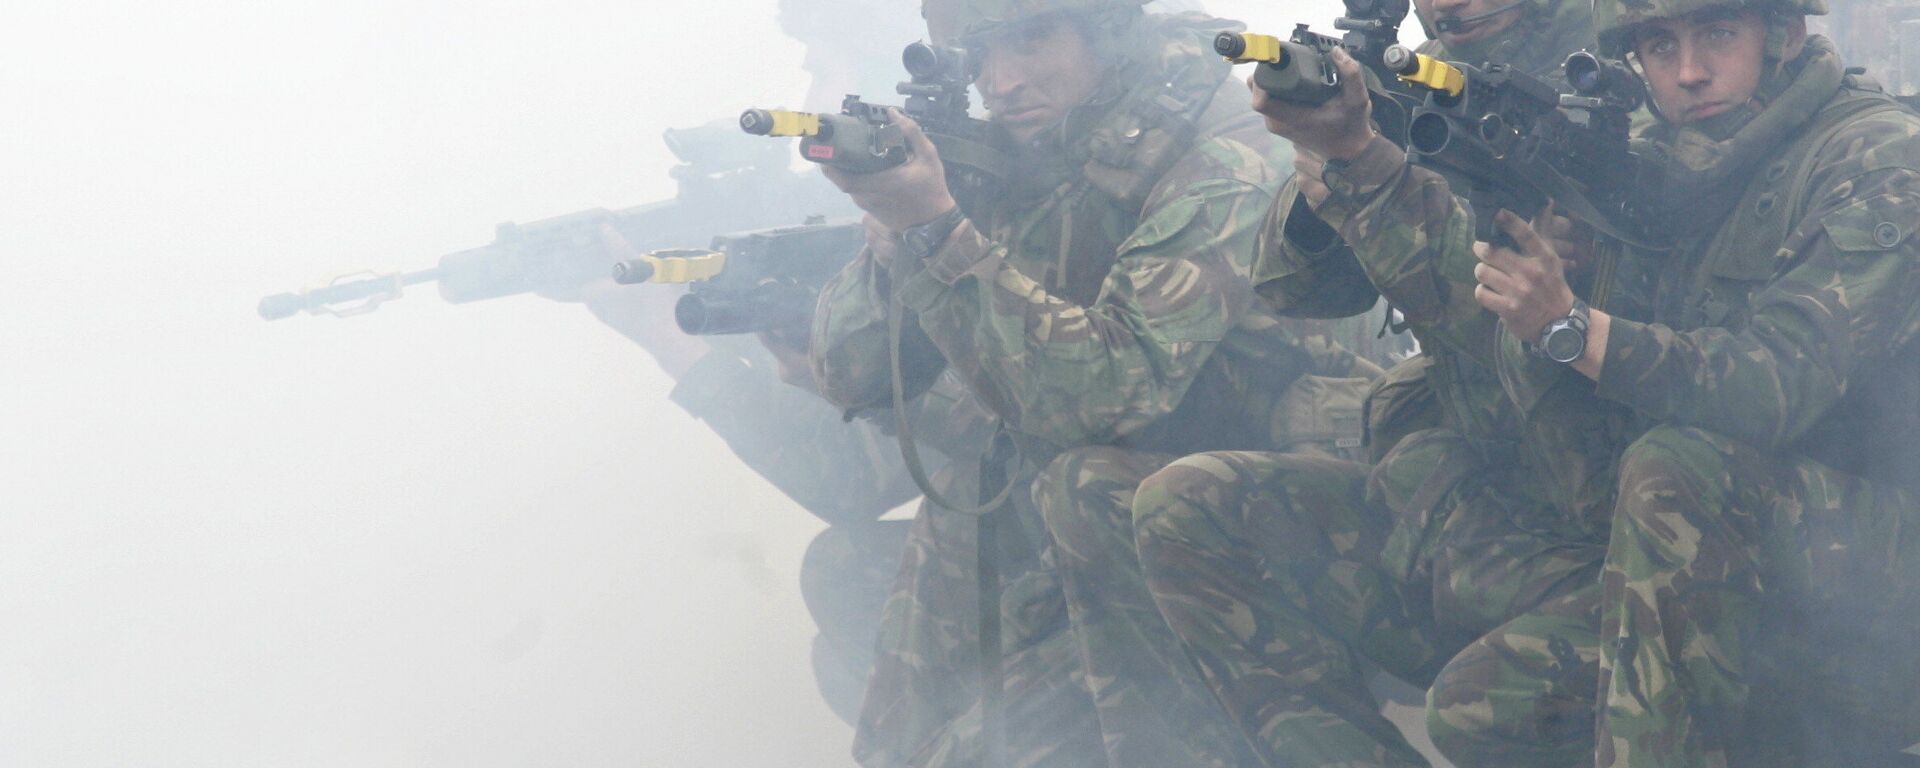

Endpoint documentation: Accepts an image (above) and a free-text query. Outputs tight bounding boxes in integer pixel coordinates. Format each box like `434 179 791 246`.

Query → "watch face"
1544 325 1585 363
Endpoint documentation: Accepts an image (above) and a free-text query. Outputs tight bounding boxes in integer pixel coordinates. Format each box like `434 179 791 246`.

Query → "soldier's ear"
1777 15 1808 63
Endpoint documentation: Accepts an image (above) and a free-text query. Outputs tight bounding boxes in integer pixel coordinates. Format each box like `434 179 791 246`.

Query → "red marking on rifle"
807 145 837 159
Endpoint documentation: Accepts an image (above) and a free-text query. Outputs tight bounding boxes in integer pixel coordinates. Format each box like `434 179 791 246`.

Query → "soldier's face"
1416 0 1525 48
973 18 1104 144
1632 9 1805 125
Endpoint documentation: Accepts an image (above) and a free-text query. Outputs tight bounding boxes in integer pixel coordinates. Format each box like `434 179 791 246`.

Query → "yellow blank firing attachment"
739 108 822 137
1386 46 1466 98
1215 32 1287 65
612 248 728 285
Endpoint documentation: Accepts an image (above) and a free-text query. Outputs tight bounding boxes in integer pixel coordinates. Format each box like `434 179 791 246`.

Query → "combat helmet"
922 0 1151 45
1596 0 1827 57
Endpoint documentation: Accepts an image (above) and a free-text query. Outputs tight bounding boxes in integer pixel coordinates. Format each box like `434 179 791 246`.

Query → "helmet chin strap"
1434 0 1528 34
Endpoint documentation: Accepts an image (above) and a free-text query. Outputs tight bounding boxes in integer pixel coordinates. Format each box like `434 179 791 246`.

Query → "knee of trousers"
1425 640 1588 767
1425 655 1505 765
1367 428 1476 517
1614 425 1740 540
1129 451 1266 573
1033 445 1136 539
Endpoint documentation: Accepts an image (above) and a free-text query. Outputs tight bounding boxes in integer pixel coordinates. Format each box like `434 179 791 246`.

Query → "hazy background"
1 1 1382 765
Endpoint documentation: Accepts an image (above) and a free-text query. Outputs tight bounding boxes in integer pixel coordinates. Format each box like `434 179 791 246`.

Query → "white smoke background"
0 1 1374 765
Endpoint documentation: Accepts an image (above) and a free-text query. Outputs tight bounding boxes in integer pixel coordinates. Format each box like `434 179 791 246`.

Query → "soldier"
551 0 938 725
1129 0 1636 766
805 0 1365 764
1469 0 1920 764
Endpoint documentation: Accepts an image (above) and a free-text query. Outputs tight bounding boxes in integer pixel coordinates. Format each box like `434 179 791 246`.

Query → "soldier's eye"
1638 37 1678 60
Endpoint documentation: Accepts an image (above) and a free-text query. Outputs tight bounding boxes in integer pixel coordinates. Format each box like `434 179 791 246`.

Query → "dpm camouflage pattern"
1595 0 1827 56
1133 430 1606 768
1032 446 1258 768
1165 0 1629 762
1602 427 1920 767
809 14 1356 767
920 0 1150 44
1570 38 1920 768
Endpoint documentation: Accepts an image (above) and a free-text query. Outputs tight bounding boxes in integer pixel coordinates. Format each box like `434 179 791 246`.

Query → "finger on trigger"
1332 48 1365 97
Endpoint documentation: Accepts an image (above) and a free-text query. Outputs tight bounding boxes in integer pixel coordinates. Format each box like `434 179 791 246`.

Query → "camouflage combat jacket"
1249 0 1629 525
812 14 1361 463
1502 39 1920 493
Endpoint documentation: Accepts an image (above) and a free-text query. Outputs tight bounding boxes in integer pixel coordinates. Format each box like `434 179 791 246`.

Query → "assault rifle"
610 219 864 336
740 41 1006 207
257 122 853 321
1214 0 1420 143
1215 1 1425 251
1385 47 1663 248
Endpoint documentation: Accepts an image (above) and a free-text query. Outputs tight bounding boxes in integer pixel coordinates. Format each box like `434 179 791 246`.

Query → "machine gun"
739 41 1006 207
1214 0 1419 143
609 219 864 336
257 121 855 321
1384 46 1663 248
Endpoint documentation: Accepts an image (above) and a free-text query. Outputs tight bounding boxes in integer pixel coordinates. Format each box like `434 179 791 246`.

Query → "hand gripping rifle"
1213 1 1424 251
739 41 1007 209
1213 0 1421 143
1383 46 1664 249
609 219 864 336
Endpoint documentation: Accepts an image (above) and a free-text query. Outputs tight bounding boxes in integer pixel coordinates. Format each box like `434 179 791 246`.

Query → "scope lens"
1565 53 1601 93
903 42 936 77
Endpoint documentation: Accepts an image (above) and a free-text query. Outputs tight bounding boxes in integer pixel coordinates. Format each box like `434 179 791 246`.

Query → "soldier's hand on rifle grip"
1472 209 1577 342
1533 201 1592 273
1250 48 1375 162
823 110 959 235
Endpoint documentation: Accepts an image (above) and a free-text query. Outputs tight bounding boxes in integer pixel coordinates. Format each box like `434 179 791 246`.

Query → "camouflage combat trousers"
803 519 912 725
1133 429 1605 768
1033 446 1262 768
853 463 1105 768
1599 426 1920 768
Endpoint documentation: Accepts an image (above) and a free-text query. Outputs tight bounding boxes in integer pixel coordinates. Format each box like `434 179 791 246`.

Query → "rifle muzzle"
257 292 305 321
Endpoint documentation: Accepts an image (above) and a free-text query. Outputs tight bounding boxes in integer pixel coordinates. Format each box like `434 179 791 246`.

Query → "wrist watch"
1536 299 1591 364
899 206 966 261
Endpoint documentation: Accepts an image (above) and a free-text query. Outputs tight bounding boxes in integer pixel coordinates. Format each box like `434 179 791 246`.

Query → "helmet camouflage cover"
922 0 1151 44
1596 0 1827 54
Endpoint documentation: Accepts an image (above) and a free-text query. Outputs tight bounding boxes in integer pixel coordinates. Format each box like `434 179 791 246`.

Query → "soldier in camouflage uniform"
1130 1 1642 766
806 0 1371 764
1471 0 1920 764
